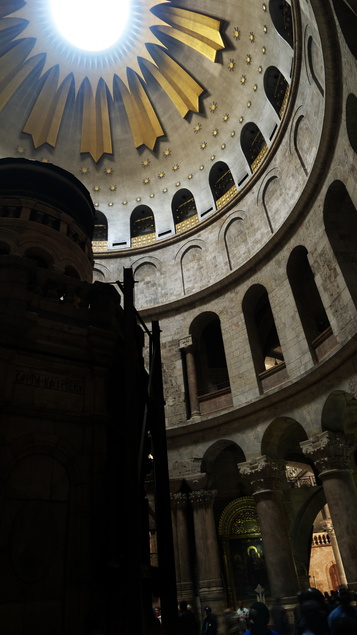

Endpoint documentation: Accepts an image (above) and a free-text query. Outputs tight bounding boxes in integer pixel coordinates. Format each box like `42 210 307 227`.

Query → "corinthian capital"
238 456 287 493
321 519 335 535
300 431 356 474
170 492 189 509
189 489 216 508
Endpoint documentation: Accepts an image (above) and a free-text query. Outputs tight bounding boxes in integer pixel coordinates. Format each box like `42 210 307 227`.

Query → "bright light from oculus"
50 0 131 52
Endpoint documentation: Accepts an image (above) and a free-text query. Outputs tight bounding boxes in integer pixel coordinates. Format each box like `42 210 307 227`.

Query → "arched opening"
293 114 309 175
218 496 268 603
172 188 198 233
24 247 53 269
130 205 156 248
321 391 357 435
202 440 246 494
209 162 237 209
332 0 357 58
242 284 288 391
264 66 289 118
93 210 108 243
241 123 267 173
269 0 293 47
64 265 80 279
346 93 357 155
287 246 335 362
309 504 346 592
307 35 324 96
323 180 357 307
188 312 232 415
262 417 309 462
0 241 10 255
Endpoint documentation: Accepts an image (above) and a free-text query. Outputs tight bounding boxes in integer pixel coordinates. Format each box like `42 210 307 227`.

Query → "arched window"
209 162 237 209
172 188 198 233
323 181 357 307
332 0 357 58
0 241 10 255
269 0 293 48
130 205 156 248
24 247 53 269
181 312 231 417
346 94 357 155
243 284 287 391
287 246 334 361
93 210 108 242
241 123 267 172
64 266 80 279
264 66 289 118
190 312 230 396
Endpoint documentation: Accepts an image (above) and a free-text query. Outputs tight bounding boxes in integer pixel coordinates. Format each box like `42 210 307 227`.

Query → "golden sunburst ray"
0 0 225 160
6 0 172 93
0 38 44 110
116 72 164 150
81 78 113 162
140 46 203 117
23 66 73 148
152 4 225 62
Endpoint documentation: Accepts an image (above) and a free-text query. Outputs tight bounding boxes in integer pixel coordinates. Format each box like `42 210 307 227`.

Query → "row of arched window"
183 171 357 415
184 245 333 416
93 65 291 247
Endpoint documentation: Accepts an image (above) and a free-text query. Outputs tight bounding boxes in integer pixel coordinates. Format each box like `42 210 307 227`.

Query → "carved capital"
170 492 189 509
321 519 335 536
179 334 194 351
189 489 216 508
238 456 287 493
300 431 356 474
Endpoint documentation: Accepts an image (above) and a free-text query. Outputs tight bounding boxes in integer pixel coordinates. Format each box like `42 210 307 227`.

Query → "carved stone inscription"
16 368 85 395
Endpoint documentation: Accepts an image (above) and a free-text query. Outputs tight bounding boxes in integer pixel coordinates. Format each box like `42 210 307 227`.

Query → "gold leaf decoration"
140 46 203 117
0 1 225 160
80 78 112 161
152 5 224 62
115 73 164 150
24 68 73 149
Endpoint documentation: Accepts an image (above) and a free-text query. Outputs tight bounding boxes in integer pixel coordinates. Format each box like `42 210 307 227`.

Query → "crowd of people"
158 585 357 635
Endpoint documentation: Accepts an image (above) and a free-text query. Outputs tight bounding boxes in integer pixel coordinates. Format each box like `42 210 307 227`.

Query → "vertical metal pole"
123 267 146 635
150 320 179 635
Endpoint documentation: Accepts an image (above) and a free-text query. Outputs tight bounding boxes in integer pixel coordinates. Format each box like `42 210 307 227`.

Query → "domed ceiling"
0 0 295 248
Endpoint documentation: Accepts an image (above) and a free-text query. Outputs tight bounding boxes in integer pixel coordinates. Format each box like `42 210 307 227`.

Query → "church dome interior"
0 0 356 633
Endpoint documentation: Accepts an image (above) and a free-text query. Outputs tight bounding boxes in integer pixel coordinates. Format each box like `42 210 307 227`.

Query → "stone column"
239 456 299 599
189 490 224 609
179 336 200 417
300 431 357 589
171 492 194 601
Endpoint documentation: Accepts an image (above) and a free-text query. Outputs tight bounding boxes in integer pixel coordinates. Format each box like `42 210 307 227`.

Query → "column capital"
170 492 189 509
300 431 357 475
238 456 287 493
179 334 194 351
189 489 216 508
321 519 335 536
